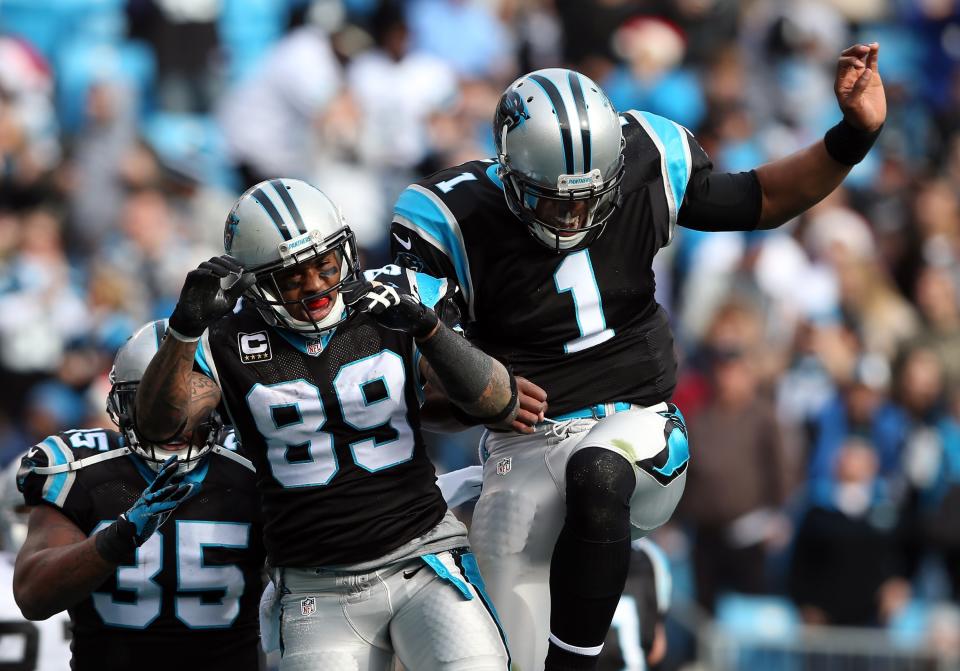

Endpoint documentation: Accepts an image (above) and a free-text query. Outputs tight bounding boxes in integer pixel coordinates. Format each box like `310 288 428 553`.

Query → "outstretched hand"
835 42 886 132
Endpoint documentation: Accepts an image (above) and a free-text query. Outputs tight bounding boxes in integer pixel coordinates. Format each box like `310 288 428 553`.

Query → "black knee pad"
564 447 636 542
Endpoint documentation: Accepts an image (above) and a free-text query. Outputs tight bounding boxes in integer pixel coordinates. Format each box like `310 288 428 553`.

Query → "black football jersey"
391 110 712 416
18 428 264 671
195 267 452 567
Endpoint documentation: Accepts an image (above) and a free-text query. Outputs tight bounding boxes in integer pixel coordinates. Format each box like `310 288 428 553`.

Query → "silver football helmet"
224 178 361 333
107 320 220 473
494 68 625 252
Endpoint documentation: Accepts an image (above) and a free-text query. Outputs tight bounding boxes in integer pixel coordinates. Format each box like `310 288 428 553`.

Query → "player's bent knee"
564 447 635 541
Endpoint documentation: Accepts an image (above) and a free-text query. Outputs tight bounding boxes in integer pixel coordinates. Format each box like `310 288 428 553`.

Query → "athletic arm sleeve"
677 169 763 232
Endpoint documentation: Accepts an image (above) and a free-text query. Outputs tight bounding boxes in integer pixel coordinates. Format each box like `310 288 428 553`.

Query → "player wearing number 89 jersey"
136 178 523 670
14 321 264 671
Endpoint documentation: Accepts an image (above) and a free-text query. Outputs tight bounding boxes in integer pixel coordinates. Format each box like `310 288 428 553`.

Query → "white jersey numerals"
436 172 478 194
91 521 251 629
554 249 614 353
248 350 414 488
66 430 110 451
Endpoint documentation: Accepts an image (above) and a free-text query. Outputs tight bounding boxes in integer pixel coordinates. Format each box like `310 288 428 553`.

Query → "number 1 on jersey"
554 249 614 353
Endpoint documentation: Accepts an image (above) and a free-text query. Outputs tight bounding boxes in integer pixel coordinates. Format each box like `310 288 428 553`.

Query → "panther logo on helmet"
495 89 530 134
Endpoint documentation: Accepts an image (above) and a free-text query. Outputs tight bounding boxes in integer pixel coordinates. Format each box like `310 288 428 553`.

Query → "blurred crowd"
4 0 960 665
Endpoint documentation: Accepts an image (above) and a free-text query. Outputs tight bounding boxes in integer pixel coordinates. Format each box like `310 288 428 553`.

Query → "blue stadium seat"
715 593 802 671
218 0 288 83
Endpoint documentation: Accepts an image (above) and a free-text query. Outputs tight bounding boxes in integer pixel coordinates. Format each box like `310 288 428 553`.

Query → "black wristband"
450 372 519 426
94 518 137 564
168 307 204 340
823 118 882 166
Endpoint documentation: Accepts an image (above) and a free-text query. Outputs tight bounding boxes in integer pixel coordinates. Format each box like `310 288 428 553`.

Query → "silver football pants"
274 548 509 671
469 404 688 671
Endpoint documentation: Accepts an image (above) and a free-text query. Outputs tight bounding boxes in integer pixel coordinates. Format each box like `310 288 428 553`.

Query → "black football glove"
341 278 439 339
95 456 196 563
169 255 256 339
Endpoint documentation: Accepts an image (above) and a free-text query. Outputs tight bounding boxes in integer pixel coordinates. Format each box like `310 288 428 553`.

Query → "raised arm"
678 44 885 234
136 256 253 442
755 43 885 228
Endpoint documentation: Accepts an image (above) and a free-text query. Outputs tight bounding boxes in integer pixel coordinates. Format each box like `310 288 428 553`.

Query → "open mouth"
305 295 332 318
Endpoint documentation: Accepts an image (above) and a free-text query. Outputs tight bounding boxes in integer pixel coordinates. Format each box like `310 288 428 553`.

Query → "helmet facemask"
245 225 362 334
107 379 219 474
499 153 625 253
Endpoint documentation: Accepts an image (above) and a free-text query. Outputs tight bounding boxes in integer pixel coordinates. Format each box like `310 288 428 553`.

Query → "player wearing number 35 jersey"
136 178 526 671
14 320 264 671
393 57 885 670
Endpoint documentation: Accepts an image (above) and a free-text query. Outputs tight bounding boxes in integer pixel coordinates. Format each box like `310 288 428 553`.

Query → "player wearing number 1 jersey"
14 320 264 671
392 49 886 670
135 178 526 671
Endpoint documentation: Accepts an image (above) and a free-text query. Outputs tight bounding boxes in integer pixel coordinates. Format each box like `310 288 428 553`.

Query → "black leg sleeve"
546 447 636 670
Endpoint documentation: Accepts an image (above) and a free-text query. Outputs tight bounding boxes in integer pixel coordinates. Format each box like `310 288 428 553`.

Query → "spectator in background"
790 438 909 627
680 304 795 613
102 187 217 318
892 345 960 597
808 349 906 487
603 17 706 131
65 79 139 256
218 21 341 188
407 0 514 81
909 264 960 389
330 0 458 261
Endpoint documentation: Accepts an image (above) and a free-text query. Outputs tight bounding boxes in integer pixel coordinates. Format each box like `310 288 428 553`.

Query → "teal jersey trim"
194 340 213 378
485 163 504 190
393 187 473 312
638 111 692 211
40 437 71 504
410 271 446 311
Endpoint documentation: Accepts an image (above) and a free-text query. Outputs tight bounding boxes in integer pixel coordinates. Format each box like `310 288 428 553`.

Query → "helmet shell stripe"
568 71 591 173
251 186 298 240
529 74 574 175
270 179 307 235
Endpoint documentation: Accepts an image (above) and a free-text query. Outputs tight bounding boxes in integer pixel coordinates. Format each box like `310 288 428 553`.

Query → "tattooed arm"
14 506 118 620
135 336 220 443
416 321 521 431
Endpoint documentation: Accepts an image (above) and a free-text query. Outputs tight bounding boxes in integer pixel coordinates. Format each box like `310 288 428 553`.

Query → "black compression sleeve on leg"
547 448 636 670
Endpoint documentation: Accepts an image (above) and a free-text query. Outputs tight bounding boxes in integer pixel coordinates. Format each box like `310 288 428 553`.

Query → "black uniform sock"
546 447 635 670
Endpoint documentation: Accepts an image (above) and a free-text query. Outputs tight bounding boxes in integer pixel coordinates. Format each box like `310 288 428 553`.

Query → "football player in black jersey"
389 45 886 670
14 320 265 671
134 179 532 670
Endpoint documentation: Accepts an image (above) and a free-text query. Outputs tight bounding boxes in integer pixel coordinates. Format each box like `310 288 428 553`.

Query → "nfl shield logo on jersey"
300 596 317 616
306 339 324 357
496 457 512 476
